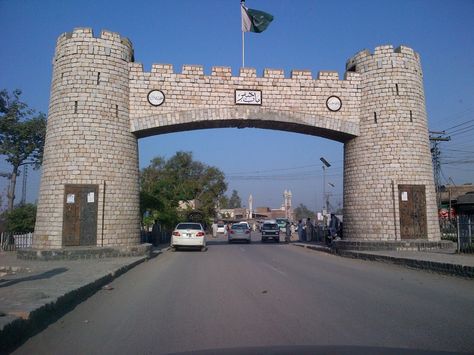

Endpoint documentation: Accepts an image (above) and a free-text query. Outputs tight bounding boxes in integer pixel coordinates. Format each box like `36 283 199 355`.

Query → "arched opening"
137 120 346 247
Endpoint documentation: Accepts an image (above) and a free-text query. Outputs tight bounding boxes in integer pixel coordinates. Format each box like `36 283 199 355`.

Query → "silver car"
171 222 207 251
228 223 251 243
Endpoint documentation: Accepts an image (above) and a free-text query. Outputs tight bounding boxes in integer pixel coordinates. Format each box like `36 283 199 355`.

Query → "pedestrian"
212 221 218 238
297 219 304 242
306 217 314 242
328 213 340 244
151 219 161 245
285 221 291 243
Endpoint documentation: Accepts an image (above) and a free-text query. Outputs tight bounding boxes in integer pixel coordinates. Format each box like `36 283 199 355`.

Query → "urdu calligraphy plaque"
235 90 262 105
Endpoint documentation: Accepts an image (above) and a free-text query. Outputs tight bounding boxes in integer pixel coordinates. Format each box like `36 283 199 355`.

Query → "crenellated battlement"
129 62 357 83
54 28 133 63
57 27 132 47
346 44 421 73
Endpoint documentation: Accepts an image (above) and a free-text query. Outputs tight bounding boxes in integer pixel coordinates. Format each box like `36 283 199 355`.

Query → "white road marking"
261 262 287 276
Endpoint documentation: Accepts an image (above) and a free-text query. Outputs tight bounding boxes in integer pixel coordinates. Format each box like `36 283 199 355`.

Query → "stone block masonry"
33 28 440 249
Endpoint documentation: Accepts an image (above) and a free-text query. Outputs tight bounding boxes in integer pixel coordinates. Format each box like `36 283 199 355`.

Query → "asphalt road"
13 233 474 354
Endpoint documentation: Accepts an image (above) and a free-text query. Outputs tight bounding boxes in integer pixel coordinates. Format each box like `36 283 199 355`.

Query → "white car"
228 223 251 243
216 223 226 234
237 221 251 230
171 222 207 251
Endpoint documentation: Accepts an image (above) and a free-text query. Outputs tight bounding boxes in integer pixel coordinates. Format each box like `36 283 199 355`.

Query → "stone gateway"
33 28 440 249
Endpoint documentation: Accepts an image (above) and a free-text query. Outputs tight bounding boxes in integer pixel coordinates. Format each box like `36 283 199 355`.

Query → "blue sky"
1 0 473 212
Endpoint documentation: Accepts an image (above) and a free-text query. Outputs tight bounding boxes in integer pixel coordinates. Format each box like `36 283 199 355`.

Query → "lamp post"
320 157 331 213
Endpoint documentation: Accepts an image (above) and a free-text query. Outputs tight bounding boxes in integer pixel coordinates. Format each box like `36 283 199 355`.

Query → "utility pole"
248 194 253 219
429 131 451 208
21 165 28 205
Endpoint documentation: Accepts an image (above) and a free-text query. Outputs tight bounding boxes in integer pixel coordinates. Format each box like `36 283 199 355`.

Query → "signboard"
235 90 262 105
66 194 75 204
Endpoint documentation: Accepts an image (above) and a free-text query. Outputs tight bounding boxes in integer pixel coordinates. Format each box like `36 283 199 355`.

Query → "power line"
448 124 474 137
443 118 474 132
226 161 343 176
444 148 474 154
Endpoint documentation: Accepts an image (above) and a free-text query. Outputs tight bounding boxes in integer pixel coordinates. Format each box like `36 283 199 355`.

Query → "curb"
0 251 160 354
293 243 334 255
337 250 474 279
291 243 474 279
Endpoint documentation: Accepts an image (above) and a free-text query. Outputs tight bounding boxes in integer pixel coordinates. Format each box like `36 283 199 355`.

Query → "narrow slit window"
374 112 377 123
115 104 118 117
395 83 399 95
74 101 78 114
410 110 413 122
97 72 101 85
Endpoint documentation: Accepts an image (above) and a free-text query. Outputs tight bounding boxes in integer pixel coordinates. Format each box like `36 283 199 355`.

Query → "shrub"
2 203 36 234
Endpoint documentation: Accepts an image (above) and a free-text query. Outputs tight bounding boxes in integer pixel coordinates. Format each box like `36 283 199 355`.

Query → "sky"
1 0 473 213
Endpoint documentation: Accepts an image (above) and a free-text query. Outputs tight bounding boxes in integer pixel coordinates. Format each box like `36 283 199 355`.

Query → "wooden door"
62 185 98 246
398 185 428 239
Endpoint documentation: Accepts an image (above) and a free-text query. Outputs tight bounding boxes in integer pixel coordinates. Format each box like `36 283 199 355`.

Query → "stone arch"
131 107 358 142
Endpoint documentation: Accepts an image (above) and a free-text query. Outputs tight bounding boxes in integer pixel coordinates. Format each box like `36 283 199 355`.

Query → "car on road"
171 222 207 251
275 218 289 232
237 221 251 230
228 223 251 243
261 221 280 243
216 223 226 234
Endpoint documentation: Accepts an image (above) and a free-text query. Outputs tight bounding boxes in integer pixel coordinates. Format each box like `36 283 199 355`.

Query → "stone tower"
343 45 440 241
34 28 140 249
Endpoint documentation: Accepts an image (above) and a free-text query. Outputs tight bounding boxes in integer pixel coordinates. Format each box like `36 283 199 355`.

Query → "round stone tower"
343 45 440 241
34 28 140 249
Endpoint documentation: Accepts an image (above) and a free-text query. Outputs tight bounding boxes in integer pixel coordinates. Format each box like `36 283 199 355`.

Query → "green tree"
218 195 230 209
293 203 315 221
228 189 242 208
140 152 227 229
0 90 47 210
2 203 37 233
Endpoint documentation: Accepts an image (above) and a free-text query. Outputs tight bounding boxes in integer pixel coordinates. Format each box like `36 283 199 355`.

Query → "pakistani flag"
241 4 274 33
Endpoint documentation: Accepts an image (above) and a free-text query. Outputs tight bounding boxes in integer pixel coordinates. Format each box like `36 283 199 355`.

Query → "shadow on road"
0 267 68 288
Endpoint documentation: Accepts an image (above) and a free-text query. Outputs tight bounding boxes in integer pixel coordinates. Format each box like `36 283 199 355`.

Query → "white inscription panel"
235 90 262 105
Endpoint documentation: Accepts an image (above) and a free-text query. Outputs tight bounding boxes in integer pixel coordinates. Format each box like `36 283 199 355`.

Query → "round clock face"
147 90 165 106
326 96 342 112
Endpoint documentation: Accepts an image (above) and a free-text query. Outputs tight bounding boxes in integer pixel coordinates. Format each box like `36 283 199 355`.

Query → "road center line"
262 262 287 277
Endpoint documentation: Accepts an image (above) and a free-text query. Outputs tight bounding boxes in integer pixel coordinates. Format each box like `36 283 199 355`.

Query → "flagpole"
242 30 245 68
241 0 245 68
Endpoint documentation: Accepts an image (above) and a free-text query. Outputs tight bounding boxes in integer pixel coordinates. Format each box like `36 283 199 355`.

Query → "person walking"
212 221 218 238
297 219 304 242
285 221 291 243
306 217 314 242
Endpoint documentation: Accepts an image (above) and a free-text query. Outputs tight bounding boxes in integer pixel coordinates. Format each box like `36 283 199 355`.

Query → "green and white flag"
241 3 274 33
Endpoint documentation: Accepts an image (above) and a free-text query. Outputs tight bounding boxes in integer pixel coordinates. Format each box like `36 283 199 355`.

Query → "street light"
320 157 331 213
